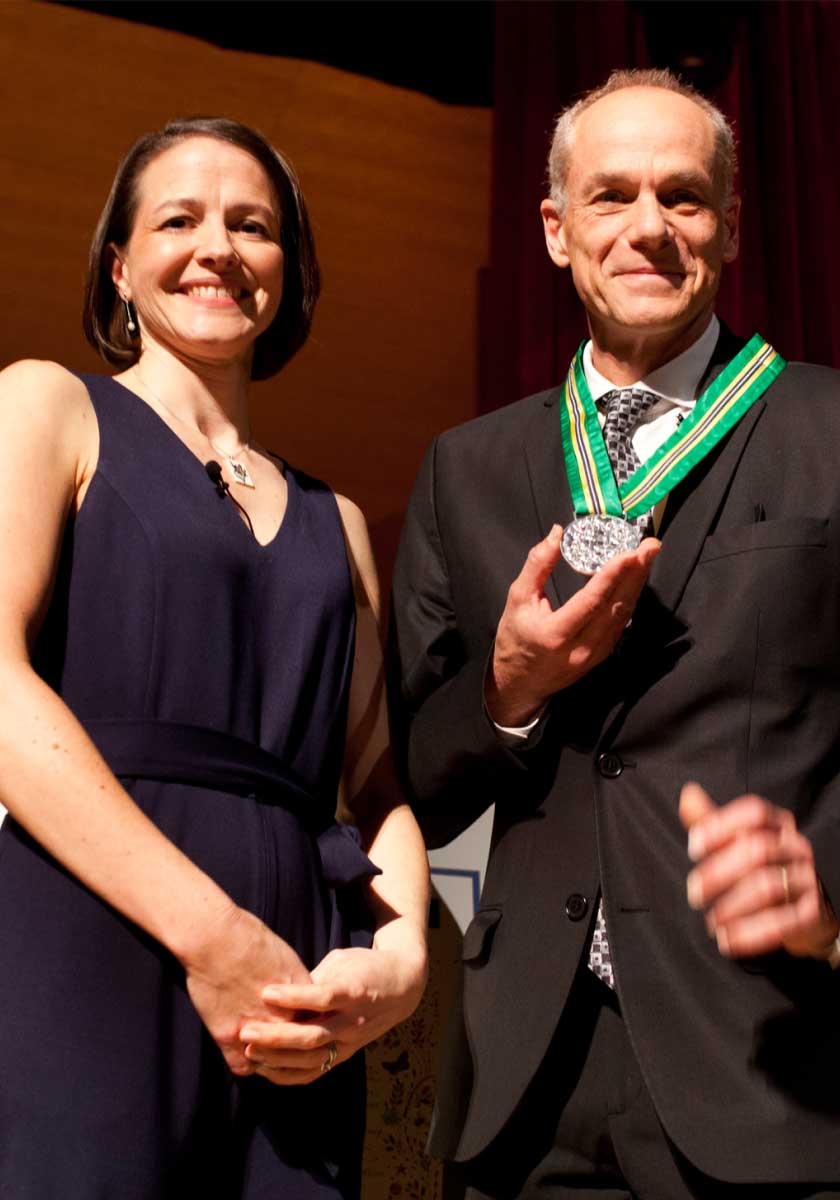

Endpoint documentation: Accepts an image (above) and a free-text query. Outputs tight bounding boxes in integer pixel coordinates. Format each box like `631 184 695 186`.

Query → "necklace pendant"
228 457 255 488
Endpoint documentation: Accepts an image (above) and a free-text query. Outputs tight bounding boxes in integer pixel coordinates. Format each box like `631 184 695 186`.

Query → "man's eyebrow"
584 172 629 190
659 171 711 190
583 169 711 191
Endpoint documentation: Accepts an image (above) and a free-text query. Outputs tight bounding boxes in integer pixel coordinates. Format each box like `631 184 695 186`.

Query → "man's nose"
626 194 670 247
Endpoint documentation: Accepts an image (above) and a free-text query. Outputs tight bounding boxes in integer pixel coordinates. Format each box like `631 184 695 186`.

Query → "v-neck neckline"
105 375 292 551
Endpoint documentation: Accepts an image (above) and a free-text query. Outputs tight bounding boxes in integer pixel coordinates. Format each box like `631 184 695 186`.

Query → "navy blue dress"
0 375 375 1198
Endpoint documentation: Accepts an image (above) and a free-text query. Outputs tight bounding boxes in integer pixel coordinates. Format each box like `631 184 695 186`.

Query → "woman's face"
111 136 285 369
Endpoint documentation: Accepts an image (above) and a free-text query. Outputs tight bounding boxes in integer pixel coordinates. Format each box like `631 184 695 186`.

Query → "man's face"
541 87 739 344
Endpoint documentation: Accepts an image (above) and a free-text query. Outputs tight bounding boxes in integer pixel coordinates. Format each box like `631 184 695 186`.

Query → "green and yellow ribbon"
559 334 786 521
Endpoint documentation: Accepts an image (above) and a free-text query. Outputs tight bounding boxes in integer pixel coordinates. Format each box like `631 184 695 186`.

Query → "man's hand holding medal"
484 524 660 728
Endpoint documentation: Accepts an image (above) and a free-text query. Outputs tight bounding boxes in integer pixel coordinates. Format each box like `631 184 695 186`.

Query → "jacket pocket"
461 906 503 964
698 517 828 564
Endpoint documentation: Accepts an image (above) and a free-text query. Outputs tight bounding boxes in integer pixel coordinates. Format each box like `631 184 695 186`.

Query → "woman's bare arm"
335 495 430 966
0 361 312 1073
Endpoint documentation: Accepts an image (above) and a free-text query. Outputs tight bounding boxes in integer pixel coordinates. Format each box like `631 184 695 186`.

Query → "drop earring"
123 297 137 335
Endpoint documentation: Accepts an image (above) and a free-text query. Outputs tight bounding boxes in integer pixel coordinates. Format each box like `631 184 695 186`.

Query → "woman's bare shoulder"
334 492 366 534
335 495 373 565
0 359 91 411
0 360 97 477
335 494 380 614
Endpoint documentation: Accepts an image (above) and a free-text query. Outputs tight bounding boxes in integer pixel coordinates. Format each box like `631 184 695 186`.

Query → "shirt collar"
582 314 720 410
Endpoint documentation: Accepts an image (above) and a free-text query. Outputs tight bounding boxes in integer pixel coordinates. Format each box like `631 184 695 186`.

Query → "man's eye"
665 191 703 208
595 191 626 205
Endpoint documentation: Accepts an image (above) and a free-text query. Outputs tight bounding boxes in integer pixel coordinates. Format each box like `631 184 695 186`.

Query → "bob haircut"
83 117 320 381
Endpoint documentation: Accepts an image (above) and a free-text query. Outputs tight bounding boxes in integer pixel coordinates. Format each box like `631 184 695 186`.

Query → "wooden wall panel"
0 0 491 580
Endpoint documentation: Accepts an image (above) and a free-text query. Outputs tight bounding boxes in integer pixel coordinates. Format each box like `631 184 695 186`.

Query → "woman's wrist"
164 887 245 972
372 916 429 986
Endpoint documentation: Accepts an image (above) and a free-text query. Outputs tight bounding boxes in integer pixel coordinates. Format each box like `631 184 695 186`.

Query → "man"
389 69 840 1198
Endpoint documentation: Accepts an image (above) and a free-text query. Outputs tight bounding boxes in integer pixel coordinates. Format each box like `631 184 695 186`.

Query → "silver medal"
561 515 641 576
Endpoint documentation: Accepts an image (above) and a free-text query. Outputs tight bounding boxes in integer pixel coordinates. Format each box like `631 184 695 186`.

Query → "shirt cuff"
488 706 546 744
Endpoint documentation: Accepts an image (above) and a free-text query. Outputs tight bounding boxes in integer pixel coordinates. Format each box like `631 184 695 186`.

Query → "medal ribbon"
560 334 786 520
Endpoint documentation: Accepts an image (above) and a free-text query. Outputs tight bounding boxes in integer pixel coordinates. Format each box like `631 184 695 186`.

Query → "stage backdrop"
0 4 492 1196
5 0 835 1193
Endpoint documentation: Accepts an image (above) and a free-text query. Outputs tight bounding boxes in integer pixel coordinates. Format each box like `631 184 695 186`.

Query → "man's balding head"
548 68 737 214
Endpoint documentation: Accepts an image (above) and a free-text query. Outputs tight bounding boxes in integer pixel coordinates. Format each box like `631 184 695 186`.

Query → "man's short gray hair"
547 68 737 213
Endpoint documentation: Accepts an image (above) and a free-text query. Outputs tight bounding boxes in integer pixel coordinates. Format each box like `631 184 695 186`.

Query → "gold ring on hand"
780 864 791 905
320 1042 338 1074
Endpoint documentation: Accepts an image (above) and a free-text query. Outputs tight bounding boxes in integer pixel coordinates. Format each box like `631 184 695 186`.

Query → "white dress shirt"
583 315 719 461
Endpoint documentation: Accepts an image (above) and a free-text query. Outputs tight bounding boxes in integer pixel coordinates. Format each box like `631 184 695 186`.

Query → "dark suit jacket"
389 328 840 1184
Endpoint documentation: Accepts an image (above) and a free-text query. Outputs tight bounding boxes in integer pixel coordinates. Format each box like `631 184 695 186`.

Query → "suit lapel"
521 389 585 607
648 324 764 613
647 400 766 613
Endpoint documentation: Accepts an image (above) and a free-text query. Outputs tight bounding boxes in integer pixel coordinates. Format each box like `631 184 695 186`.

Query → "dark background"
61 0 496 105
58 0 747 109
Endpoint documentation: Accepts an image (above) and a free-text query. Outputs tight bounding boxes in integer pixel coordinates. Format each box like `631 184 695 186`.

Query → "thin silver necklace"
134 370 256 489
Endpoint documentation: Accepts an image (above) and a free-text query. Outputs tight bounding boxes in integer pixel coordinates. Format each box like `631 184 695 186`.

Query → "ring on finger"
320 1041 338 1074
780 864 791 905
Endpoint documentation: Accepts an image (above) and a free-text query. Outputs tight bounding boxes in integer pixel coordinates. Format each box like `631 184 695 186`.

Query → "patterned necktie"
587 386 658 990
601 386 660 534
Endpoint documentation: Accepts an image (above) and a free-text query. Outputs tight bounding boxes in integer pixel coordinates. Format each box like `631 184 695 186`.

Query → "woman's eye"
238 220 269 236
161 215 191 230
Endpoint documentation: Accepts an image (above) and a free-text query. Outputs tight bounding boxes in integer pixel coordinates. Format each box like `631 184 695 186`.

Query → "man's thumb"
679 781 714 831
517 524 565 596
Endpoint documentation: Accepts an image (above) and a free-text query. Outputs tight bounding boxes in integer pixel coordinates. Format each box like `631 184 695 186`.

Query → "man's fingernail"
687 828 704 861
240 1027 260 1041
686 871 703 909
716 928 731 956
548 524 563 546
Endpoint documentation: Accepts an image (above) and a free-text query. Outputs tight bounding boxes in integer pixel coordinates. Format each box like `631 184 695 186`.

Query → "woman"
0 117 428 1197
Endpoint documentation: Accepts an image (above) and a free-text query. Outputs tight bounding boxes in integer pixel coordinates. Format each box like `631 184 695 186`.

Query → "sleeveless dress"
0 375 376 1199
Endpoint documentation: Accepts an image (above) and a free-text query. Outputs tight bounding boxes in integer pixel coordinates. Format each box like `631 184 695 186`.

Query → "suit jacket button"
565 893 589 921
598 752 624 778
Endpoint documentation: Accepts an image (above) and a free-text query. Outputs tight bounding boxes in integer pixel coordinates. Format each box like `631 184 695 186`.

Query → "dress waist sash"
81 719 380 933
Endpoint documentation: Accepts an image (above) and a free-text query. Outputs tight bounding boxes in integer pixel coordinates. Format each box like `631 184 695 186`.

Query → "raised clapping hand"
485 523 661 726
680 782 840 960
238 940 428 1086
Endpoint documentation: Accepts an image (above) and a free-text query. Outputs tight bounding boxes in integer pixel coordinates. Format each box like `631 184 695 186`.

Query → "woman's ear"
109 244 130 299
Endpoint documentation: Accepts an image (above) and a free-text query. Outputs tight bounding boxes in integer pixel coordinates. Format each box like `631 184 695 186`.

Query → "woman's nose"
195 221 240 267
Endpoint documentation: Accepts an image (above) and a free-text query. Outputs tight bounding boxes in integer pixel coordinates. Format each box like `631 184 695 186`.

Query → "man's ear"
722 194 741 264
109 244 130 298
540 199 570 270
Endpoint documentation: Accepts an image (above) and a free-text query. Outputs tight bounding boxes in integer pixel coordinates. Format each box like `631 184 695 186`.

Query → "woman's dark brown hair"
83 117 320 381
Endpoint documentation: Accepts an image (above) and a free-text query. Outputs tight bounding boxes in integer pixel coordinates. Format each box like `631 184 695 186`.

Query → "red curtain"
479 0 840 413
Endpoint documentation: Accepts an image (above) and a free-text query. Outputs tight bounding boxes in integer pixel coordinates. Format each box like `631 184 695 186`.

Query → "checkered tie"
588 387 658 990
